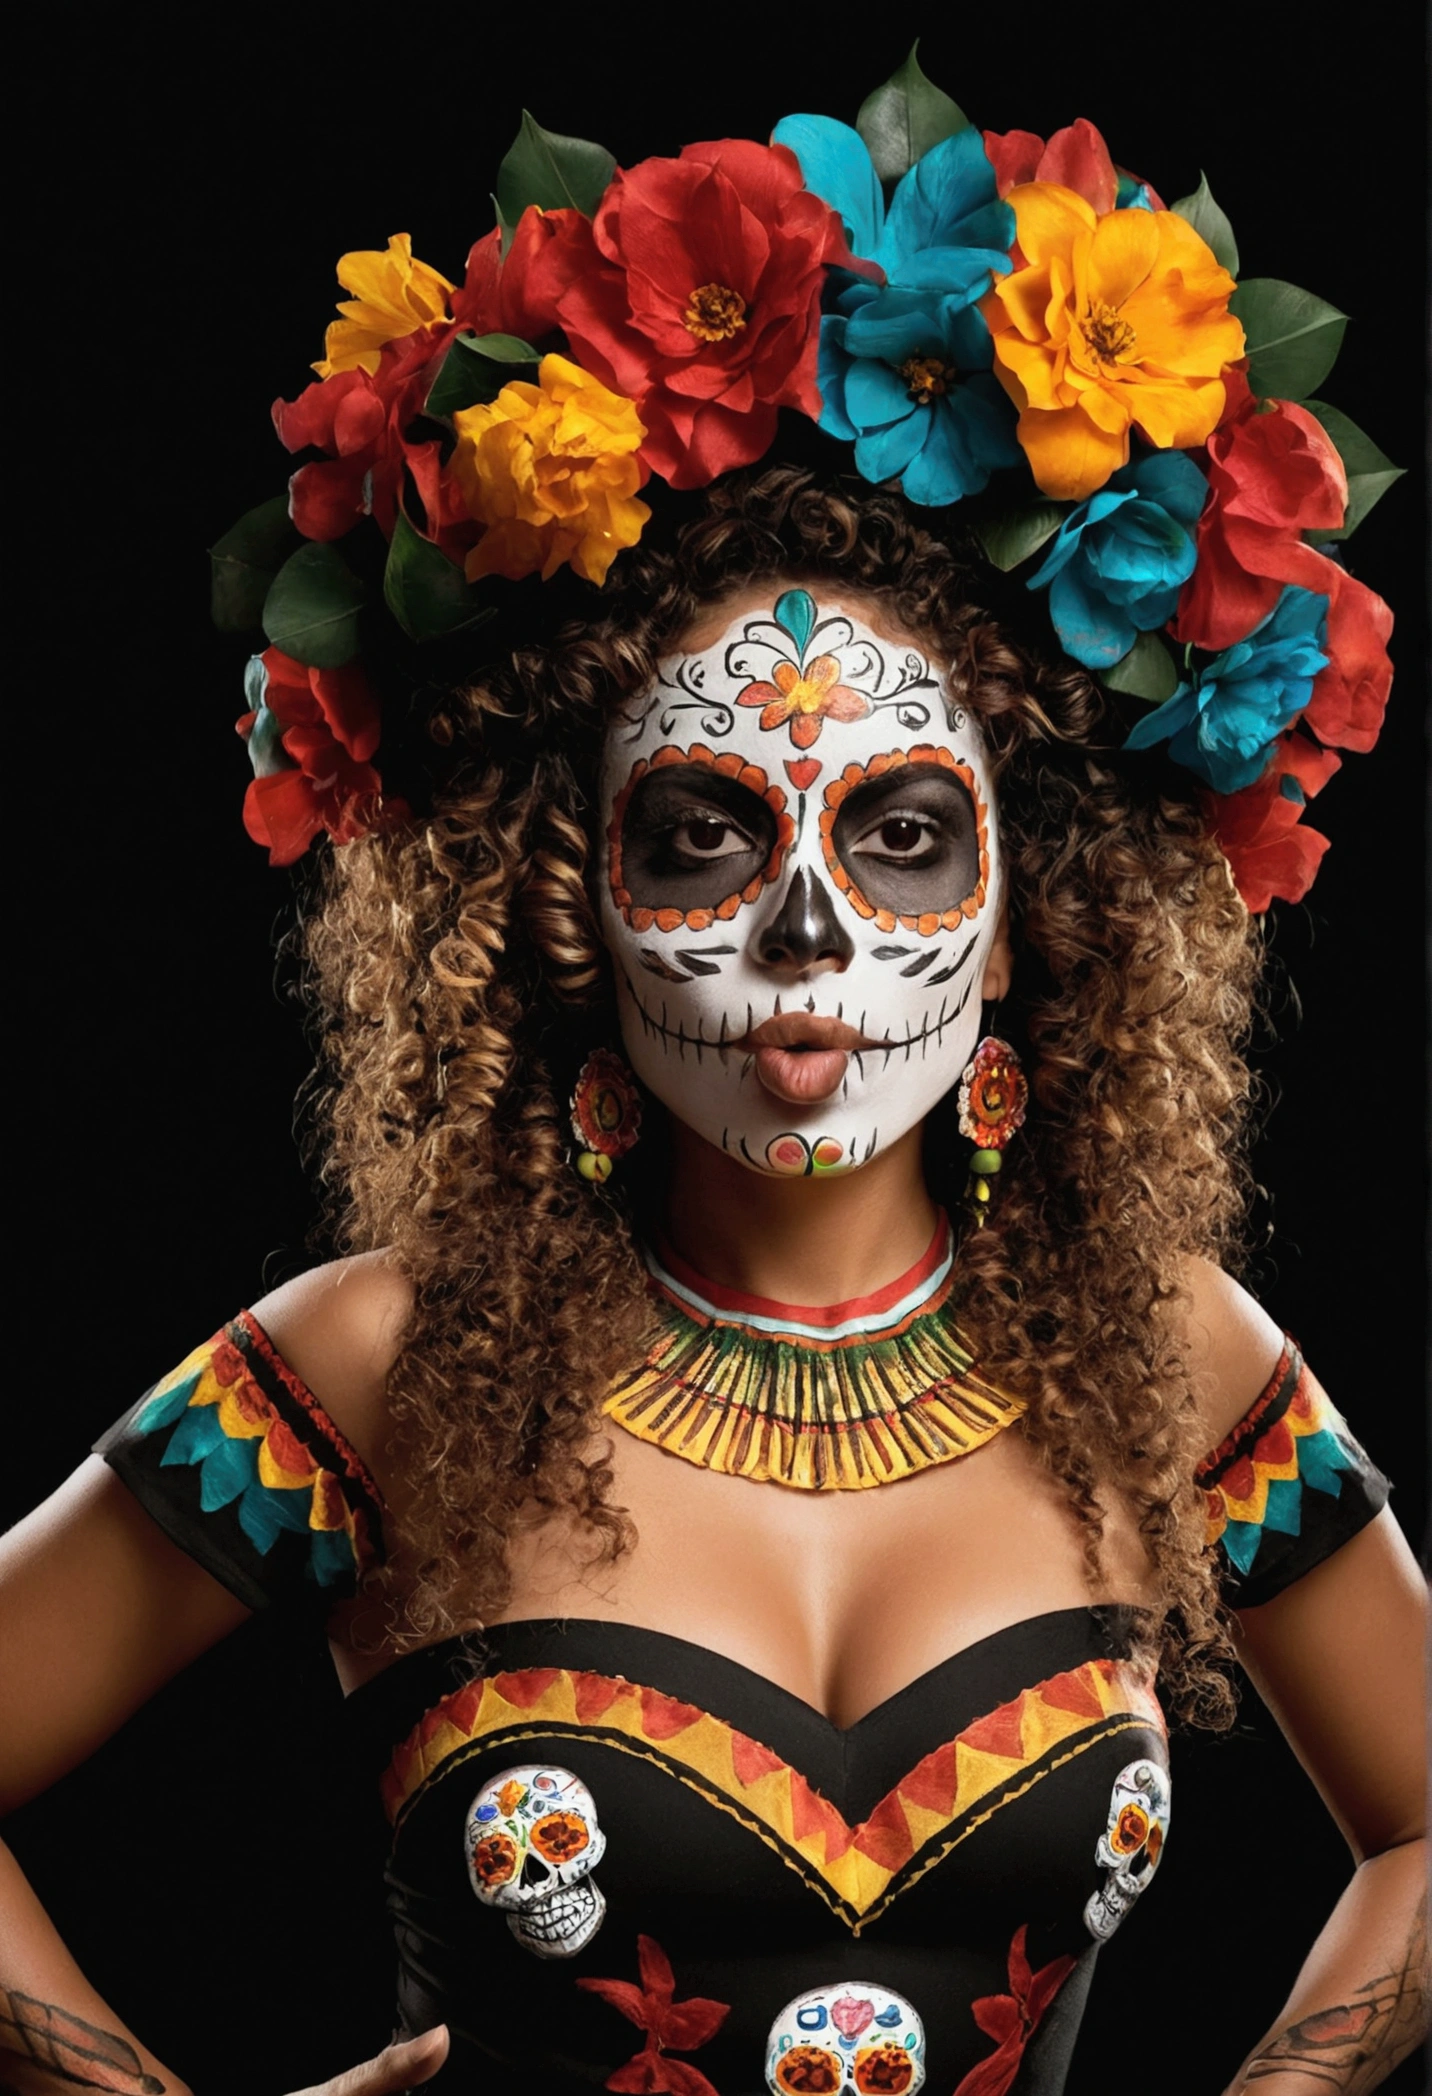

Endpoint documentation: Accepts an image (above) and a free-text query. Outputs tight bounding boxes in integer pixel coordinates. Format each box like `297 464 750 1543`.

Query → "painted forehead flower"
982 184 1245 499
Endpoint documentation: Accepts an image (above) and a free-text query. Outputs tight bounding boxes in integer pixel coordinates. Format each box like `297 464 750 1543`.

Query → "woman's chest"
487 1428 1157 1728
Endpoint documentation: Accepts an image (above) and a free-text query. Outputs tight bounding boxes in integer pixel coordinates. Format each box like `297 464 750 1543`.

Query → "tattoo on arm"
0 1989 163 2094
1238 1894 1429 2091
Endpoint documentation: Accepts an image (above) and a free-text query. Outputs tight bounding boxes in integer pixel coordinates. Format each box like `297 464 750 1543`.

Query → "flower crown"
213 48 1399 910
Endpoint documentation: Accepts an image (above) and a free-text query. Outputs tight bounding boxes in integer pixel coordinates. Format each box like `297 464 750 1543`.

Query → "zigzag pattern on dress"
382 1656 1165 1929
1198 1343 1359 1576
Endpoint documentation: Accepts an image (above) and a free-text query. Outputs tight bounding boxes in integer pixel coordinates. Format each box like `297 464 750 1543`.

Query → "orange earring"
570 1048 643 1183
957 1036 1028 1226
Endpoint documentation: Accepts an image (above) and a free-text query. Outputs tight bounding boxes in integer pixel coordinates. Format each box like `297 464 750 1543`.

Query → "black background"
6 6 1426 2092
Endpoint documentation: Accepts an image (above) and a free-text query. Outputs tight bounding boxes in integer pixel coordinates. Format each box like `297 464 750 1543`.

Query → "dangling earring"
570 1047 643 1183
957 1034 1028 1227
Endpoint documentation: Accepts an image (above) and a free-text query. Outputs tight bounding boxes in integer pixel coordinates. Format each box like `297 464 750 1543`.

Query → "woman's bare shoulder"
1175 1255 1287 1455
248 1250 414 1478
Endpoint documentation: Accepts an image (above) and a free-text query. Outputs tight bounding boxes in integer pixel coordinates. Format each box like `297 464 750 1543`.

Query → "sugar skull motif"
1083 1757 1171 1942
765 1983 927 2096
464 1764 607 1958
600 590 1003 1177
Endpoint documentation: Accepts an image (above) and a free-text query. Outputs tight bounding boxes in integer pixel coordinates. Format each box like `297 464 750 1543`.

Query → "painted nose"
758 868 855 973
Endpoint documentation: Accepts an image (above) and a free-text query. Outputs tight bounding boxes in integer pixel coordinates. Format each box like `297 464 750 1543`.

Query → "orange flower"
737 654 869 750
450 354 649 585
313 233 456 378
982 184 1244 499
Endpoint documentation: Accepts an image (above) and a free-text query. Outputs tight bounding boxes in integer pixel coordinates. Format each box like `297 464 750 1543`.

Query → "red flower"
274 323 466 552
577 1935 729 2096
1174 376 1394 755
1207 730 1341 914
982 120 1164 214
238 647 407 866
452 206 589 343
951 1925 1077 2096
546 140 852 487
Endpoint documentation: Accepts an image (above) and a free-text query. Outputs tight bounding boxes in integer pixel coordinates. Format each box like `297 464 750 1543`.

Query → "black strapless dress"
97 1313 1388 2095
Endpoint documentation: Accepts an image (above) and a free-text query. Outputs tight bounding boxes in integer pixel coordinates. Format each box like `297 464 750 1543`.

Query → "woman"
2 45 1425 2096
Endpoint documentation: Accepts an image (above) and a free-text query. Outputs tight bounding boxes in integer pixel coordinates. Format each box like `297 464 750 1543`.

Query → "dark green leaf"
974 501 1069 572
209 496 301 632
1302 399 1406 542
494 110 615 224
1101 630 1180 703
1168 172 1239 277
261 542 366 668
425 332 540 419
855 42 968 188
1231 278 1347 401
383 512 497 644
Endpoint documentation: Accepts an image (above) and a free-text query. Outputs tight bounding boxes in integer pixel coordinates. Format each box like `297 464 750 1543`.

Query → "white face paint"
598 586 1002 1177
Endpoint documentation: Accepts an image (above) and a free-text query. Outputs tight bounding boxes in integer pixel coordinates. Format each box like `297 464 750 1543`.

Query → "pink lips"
739 1015 878 1107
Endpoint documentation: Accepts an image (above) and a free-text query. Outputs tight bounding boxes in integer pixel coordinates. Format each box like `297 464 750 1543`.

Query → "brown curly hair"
304 464 1259 1726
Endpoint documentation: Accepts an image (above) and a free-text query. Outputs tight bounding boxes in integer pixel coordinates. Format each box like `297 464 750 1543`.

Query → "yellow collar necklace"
603 1217 1024 1491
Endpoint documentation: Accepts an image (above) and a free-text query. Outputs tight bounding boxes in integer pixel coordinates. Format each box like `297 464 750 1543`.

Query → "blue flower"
774 115 1021 503
1124 586 1330 794
1027 451 1208 669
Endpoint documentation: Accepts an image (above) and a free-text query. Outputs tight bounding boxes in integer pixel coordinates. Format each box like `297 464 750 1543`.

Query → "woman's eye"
852 813 937 860
672 814 750 859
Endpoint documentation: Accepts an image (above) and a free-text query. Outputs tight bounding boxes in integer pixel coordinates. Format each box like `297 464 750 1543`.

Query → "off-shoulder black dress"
98 1309 1387 2096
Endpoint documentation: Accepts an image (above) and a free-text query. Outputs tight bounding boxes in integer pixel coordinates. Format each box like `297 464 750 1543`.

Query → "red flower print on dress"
577 1935 730 2096
543 139 859 487
951 1925 1077 2096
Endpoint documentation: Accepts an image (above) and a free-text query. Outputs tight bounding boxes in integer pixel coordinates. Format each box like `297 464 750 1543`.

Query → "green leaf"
1168 172 1239 277
974 501 1069 572
261 542 366 668
494 110 615 225
1302 399 1406 542
209 497 301 632
1231 278 1347 401
855 42 968 188
424 332 540 419
383 512 497 644
1101 630 1180 703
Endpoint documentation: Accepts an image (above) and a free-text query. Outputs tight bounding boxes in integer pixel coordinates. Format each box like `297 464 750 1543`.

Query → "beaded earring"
957 1035 1028 1226
570 1048 643 1183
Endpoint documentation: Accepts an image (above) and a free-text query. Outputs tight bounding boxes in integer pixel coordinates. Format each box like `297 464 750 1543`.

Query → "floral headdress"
214 48 1399 910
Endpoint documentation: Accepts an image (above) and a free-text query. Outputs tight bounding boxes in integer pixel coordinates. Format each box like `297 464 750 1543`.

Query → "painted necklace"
602 1216 1025 1490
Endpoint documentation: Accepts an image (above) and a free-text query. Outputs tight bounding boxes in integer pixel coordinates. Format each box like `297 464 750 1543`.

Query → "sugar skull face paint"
599 588 1004 1176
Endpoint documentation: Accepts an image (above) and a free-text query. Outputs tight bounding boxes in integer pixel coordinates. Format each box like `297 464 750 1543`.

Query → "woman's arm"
1223 1510 1428 2093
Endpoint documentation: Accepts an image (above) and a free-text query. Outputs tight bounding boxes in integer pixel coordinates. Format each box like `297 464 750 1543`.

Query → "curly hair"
304 464 1259 1727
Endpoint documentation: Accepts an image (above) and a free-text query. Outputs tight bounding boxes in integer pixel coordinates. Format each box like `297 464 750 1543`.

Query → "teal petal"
855 411 926 483
197 1435 259 1511
1221 1519 1263 1574
136 1371 202 1434
844 357 916 428
238 1484 287 1555
774 589 816 660
309 1529 358 1588
772 114 883 260
1124 683 1199 751
1049 565 1136 668
1261 1476 1304 1537
162 1405 227 1467
1297 1428 1354 1498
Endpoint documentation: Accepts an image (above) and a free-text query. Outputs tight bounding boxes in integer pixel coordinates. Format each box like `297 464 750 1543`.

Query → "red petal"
1037 119 1118 214
635 1935 677 2005
243 772 323 867
982 129 1045 197
575 1977 652 2028
287 459 369 542
660 1999 730 2049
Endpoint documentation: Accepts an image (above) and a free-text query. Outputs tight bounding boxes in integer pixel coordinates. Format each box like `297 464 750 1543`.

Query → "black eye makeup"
617 763 781 913
830 765 981 918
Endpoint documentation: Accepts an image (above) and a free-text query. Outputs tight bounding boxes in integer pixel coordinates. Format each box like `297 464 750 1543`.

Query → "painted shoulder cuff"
1196 1339 1390 1609
96 1311 387 1609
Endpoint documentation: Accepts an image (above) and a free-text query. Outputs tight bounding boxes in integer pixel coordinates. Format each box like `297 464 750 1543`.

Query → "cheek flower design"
450 354 650 585
983 184 1244 499
1025 449 1207 668
237 647 407 866
1125 585 1329 794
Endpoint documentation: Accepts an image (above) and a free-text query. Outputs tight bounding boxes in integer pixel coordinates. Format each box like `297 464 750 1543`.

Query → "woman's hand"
288 2027 449 2095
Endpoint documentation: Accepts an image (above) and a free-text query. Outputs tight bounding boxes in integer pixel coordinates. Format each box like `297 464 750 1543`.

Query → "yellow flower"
451 354 650 586
982 184 1245 500
313 232 455 378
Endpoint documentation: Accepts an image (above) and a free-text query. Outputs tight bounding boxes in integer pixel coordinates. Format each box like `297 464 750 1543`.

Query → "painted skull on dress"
765 1982 927 2096
599 590 1002 1176
1082 1757 1171 1942
464 1764 607 1958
